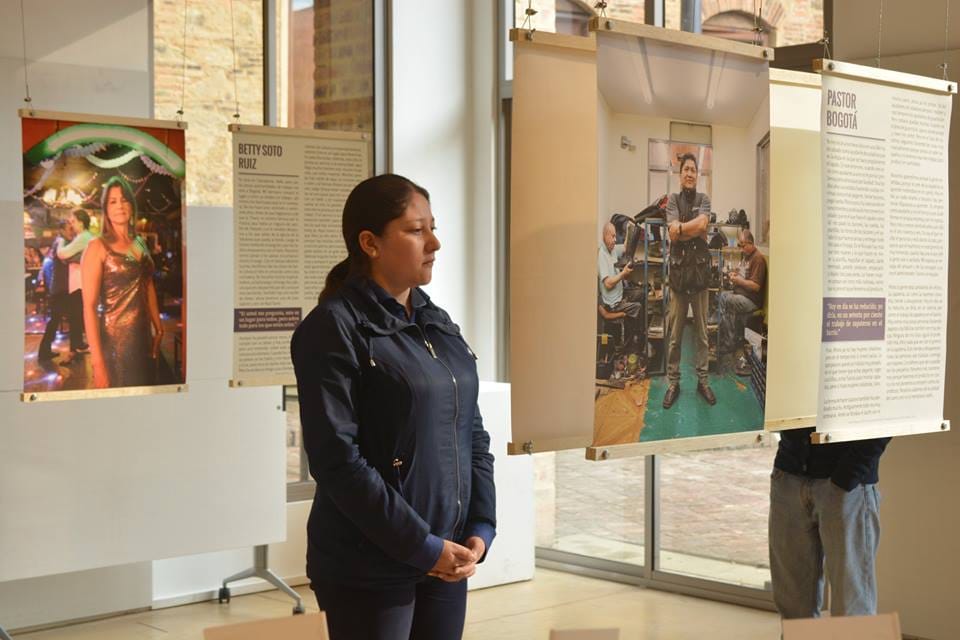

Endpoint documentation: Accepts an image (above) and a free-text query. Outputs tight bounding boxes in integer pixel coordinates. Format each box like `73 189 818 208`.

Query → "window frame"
271 0 390 501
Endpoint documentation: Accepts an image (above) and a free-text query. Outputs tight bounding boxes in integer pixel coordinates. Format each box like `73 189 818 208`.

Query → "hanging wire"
940 0 951 80
753 0 765 47
520 0 537 32
177 0 188 120
19 0 32 105
229 0 241 121
876 0 884 68
819 34 832 60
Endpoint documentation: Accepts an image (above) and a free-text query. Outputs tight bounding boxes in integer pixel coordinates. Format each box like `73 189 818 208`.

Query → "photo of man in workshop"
592 37 770 447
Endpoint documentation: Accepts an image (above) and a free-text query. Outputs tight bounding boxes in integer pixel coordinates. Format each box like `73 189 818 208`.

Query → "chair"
597 304 626 348
597 304 626 378
746 252 769 335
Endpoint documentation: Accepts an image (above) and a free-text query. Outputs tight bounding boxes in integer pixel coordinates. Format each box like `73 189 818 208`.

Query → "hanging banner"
230 125 370 387
815 61 954 443
21 110 187 401
506 21 779 457
588 23 771 455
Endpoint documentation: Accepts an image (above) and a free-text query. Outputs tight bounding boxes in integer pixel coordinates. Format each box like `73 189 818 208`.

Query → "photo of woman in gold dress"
81 177 164 388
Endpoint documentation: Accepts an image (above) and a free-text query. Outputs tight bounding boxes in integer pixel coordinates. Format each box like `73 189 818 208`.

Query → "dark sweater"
774 427 891 491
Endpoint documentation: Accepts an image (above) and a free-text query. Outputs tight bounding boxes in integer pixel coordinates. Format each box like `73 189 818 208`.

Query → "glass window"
606 1 646 25
649 138 713 199
671 0 825 48
511 1 824 47
153 0 264 206
513 0 650 34
514 0 596 36
664 0 682 30
285 395 306 484
702 10 774 46
536 450 645 566
279 0 374 133
657 444 776 589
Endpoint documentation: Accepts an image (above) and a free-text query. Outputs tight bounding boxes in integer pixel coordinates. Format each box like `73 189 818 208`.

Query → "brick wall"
696 0 823 46
154 0 264 206
313 0 373 132
290 7 316 129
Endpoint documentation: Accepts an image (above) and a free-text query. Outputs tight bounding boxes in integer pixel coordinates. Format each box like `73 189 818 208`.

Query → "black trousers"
38 293 70 356
67 289 84 347
312 577 467 640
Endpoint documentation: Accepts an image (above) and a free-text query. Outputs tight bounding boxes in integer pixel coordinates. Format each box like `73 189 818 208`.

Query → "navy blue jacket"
291 277 496 588
774 427 890 491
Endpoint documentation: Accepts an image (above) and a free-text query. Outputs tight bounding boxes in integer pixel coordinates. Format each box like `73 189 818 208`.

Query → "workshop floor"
642 328 764 442
593 326 763 445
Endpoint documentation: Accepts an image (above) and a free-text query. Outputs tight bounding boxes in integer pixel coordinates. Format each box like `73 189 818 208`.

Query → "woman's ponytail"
318 256 352 303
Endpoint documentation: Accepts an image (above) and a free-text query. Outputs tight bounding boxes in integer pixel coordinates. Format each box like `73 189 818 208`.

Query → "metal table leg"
218 545 304 615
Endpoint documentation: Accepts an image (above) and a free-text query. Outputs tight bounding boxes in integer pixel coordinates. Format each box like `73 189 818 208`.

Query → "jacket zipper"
392 457 404 497
416 325 463 534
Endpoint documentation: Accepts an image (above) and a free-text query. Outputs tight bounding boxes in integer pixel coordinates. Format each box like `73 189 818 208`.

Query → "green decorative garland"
24 123 185 178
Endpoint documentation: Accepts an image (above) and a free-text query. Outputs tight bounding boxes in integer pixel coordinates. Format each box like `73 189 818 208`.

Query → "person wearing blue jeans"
769 428 890 618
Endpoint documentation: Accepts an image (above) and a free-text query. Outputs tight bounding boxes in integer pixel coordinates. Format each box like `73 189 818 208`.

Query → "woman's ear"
358 230 379 259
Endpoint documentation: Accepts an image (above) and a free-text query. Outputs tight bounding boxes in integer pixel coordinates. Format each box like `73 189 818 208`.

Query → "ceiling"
0 0 146 70
597 32 769 128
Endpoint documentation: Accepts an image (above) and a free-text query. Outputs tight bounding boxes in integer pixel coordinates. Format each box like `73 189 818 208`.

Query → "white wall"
0 563 152 631
389 0 500 380
152 501 312 608
598 112 667 241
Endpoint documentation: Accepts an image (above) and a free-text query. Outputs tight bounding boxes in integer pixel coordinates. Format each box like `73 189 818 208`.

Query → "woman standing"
291 174 496 640
82 177 163 388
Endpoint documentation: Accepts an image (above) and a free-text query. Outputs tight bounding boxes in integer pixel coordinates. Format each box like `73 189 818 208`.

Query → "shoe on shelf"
735 355 751 377
663 383 680 409
697 381 717 405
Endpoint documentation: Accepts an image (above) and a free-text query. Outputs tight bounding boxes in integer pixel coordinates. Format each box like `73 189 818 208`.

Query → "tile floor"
16 569 782 640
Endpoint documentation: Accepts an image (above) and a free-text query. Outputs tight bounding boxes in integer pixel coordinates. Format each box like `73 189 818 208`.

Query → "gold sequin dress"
99 247 155 387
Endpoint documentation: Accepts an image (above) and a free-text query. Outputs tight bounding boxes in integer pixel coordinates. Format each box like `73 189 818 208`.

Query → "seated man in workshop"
718 229 766 374
598 221 642 335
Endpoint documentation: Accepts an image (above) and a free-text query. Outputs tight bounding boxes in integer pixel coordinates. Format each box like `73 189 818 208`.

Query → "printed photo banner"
587 24 772 457
230 124 370 388
20 110 187 402
507 22 780 457
815 60 954 443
